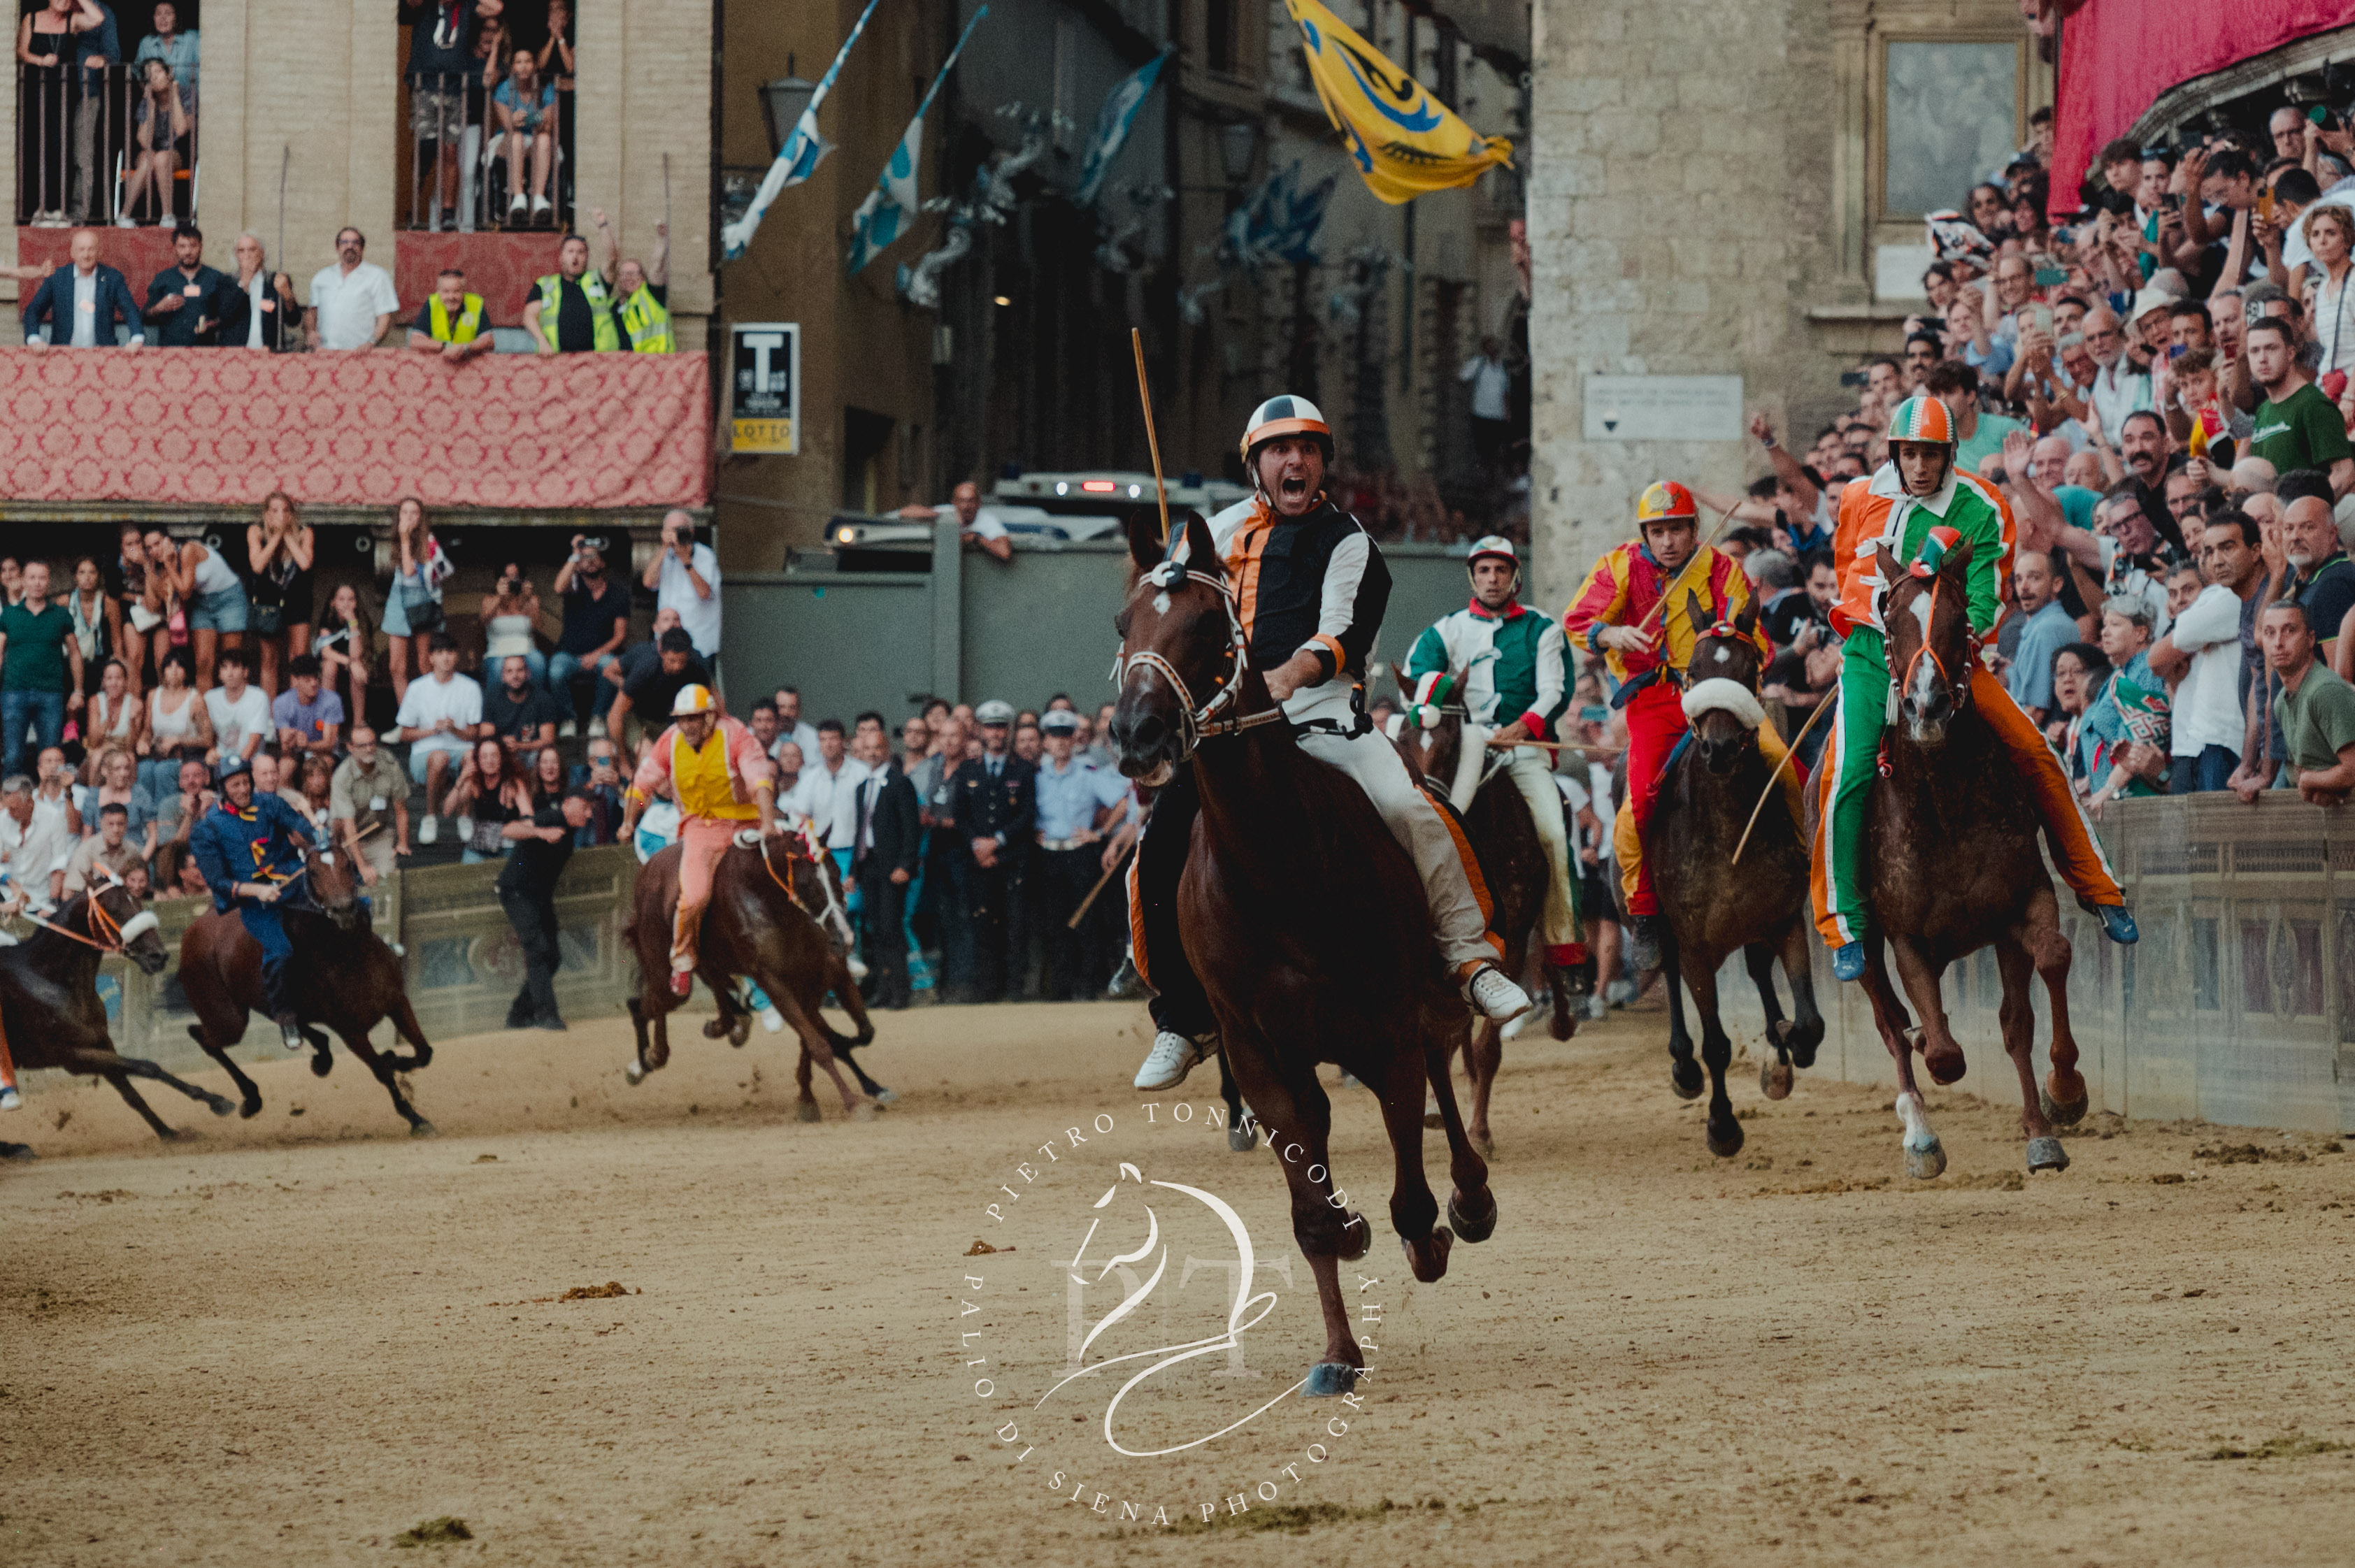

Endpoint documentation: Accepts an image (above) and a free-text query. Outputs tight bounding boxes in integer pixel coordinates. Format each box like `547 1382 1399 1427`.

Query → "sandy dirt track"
7 995 2355 1567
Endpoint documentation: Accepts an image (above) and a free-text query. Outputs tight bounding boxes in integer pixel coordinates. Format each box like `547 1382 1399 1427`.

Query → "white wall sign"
1582 375 1745 442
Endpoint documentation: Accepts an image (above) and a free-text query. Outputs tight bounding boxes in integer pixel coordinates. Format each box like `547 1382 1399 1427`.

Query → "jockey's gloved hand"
733 828 764 849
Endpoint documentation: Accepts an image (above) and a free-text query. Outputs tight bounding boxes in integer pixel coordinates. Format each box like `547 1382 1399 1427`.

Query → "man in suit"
22 229 143 349
949 698 1036 1004
850 730 922 1009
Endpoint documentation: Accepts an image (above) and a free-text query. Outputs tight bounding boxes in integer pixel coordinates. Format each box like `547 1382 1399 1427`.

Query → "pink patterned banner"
0 349 709 508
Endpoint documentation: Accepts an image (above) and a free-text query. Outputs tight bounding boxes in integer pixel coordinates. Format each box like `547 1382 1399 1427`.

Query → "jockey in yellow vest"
618 684 781 994
406 268 493 362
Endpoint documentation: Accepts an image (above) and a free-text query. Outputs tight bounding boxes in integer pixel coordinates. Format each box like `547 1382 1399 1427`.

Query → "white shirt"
768 720 822 770
1459 354 1512 422
0 807 73 905
787 754 871 849
657 542 722 656
307 261 401 350
204 684 273 761
932 503 1008 541
394 670 484 756
2168 582 2249 756
2089 352 2152 441
71 268 98 347
242 270 271 349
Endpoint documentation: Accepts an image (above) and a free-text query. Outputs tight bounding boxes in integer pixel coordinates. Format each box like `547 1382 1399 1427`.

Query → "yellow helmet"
670 683 718 717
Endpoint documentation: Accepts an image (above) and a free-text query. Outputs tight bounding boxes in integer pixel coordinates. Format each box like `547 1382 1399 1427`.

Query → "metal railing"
402 69 573 233
15 60 197 228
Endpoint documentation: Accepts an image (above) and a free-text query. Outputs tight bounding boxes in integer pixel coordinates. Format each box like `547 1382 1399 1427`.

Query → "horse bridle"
1894 570 1973 712
18 873 160 955
1120 563 1287 763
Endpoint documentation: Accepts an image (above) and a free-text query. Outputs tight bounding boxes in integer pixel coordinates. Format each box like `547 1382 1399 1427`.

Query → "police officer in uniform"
949 698 1036 1002
1031 708 1134 999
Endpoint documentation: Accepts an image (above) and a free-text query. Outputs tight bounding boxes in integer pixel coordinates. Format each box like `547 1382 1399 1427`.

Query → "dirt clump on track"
7 998 2355 1565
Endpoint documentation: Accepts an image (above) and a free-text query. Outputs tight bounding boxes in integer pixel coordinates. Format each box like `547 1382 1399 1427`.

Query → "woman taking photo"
444 736 533 865
245 491 316 697
138 649 213 796
382 498 451 704
78 659 145 784
479 561 545 687
311 582 375 729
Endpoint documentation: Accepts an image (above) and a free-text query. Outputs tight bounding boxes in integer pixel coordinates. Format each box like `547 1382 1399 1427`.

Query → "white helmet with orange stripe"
1240 395 1333 508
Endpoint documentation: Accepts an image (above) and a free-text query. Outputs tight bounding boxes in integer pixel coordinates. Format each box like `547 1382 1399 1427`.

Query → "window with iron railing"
398 0 576 231
15 58 199 228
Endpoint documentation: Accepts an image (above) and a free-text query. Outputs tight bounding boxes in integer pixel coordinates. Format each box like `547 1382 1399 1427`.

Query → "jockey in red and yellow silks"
1561 480 1797 928
618 684 780 995
1810 396 2135 981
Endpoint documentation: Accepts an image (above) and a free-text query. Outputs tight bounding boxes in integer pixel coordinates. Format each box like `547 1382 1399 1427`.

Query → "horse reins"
1121 566 1287 763
17 876 155 955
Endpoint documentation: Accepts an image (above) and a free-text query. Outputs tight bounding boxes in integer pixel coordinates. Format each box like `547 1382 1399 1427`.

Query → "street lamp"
761 73 817 156
1219 120 1261 187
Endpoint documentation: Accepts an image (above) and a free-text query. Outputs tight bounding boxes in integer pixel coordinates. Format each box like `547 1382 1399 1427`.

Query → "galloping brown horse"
1110 511 1494 1398
1842 540 2084 1177
1648 594 1825 1157
1389 666 1577 1156
178 843 437 1136
0 879 226 1160
624 833 884 1121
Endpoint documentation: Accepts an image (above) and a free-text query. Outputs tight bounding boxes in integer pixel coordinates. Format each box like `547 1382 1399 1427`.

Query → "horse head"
301 842 368 934
1110 510 1252 786
1680 590 1766 776
1388 664 1463 785
90 877 167 974
1877 537 1977 749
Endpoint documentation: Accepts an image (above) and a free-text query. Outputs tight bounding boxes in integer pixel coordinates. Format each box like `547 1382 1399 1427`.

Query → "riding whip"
1129 327 1171 547
1730 693 1834 865
1066 840 1134 929
277 145 289 268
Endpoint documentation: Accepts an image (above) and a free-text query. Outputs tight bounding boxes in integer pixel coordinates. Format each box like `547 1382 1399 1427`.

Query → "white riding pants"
1448 726 1580 950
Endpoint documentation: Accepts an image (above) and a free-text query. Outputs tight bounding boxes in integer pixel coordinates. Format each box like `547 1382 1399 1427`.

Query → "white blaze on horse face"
1905 589 1934 640
1152 591 1171 615
1906 638 1945 716
1710 645 1729 666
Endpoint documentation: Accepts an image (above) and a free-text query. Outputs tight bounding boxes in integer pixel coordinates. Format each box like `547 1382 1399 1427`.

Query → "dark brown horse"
1648 593 1825 1157
1388 666 1577 1156
178 842 437 1136
0 879 223 1160
1840 539 2084 1178
624 833 884 1121
1110 511 1494 1398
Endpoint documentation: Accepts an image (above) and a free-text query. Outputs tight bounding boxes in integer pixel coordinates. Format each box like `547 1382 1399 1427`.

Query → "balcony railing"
15 61 199 228
401 70 573 233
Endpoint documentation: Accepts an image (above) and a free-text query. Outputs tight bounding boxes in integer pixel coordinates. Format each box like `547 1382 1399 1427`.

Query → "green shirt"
1954 412 2028 480
2249 382 2352 476
0 601 73 693
2272 660 2355 779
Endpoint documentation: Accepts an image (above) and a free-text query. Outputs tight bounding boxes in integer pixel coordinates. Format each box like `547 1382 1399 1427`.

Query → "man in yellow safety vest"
592 206 673 353
523 232 618 355
405 266 494 362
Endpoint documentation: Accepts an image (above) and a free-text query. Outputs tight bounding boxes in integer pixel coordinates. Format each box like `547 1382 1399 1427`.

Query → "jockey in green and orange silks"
1809 395 2136 981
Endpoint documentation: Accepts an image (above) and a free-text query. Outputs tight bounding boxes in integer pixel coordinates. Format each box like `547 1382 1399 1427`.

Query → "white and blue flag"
1072 50 1169 208
720 0 884 262
847 7 989 275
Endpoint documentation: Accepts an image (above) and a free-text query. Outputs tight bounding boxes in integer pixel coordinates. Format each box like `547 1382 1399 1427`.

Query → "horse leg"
1422 1026 1496 1242
1996 935 2070 1173
2021 889 2087 1128
102 1072 183 1140
1777 919 1827 1070
1683 957 1744 1158
1461 1019 1500 1158
794 1043 819 1121
300 1025 335 1078
625 994 654 1085
1373 1040 1449 1284
1743 940 1794 1102
1861 946 1945 1180
383 994 434 1072
189 1023 264 1118
1887 935 1966 1087
53 1046 236 1120
1422 1035 1456 1129
1663 928 1702 1100
1217 1051 1253 1153
702 979 748 1045
341 1032 436 1138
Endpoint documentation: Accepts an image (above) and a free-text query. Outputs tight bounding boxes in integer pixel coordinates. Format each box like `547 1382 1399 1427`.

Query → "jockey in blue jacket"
188 754 317 1052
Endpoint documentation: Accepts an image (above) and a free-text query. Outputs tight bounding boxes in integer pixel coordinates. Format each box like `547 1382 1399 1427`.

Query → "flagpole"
847 7 990 275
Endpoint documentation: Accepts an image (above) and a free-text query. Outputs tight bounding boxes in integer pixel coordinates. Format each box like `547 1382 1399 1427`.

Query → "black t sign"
731 322 799 454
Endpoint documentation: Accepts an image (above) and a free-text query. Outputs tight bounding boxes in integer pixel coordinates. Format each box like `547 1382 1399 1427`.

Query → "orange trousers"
671 817 743 973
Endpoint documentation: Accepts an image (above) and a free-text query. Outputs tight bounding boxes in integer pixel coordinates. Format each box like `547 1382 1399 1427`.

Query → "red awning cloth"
0 350 709 508
2053 0 2355 217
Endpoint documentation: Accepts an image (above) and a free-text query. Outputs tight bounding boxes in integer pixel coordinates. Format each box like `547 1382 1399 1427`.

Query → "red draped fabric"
0 350 708 507
2054 0 2355 218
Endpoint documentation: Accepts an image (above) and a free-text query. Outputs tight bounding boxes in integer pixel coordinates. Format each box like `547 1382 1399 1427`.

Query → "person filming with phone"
642 509 720 663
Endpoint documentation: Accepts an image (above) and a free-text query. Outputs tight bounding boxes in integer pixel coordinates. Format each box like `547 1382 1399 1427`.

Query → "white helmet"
1238 394 1332 466
670 683 718 717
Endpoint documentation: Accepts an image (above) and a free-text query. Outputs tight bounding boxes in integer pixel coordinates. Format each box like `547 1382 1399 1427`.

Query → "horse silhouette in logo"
1040 1163 1306 1455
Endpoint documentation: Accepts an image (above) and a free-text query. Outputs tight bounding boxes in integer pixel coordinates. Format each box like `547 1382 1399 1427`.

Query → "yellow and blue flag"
1284 0 1512 205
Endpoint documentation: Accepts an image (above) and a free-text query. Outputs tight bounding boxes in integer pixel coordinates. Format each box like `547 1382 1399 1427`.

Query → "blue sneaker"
1831 941 1868 981
2097 905 2139 944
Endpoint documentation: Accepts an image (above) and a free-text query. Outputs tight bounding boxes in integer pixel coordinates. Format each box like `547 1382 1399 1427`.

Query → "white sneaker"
1464 964 1533 1023
0 1085 20 1112
845 952 871 981
509 194 529 218
1584 992 1611 1023
455 814 475 844
557 720 578 739
587 717 607 738
531 196 552 217
1133 1030 1212 1091
418 814 441 846
115 213 138 229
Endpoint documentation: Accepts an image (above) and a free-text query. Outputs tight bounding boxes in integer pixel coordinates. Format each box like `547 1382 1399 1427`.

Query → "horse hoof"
1447 1187 1498 1244
1770 1019 1794 1046
1761 1056 1794 1100
1707 1118 1745 1159
238 1100 263 1120
2039 1085 2089 1127
2026 1136 2070 1174
1670 1058 1703 1100
0 1142 36 1162
310 1051 334 1079
796 1100 822 1123
624 1060 648 1086
1302 1362 1359 1398
410 1119 438 1139
1550 1009 1574 1042
701 1017 729 1040
206 1095 236 1118
852 1101 879 1122
1227 1124 1255 1153
1403 1226 1454 1283
873 1087 899 1107
1905 1137 1947 1181
1422 1096 1442 1129
1334 1211 1373 1263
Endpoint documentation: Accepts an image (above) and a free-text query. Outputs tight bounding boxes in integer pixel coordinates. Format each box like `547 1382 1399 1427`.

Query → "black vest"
1233 501 1389 679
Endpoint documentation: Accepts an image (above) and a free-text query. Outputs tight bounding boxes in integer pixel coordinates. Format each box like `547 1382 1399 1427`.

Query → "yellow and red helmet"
1635 480 1697 527
1884 395 1955 447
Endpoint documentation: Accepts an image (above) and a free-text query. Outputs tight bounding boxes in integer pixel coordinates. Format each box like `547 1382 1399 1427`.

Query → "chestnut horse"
1110 511 1494 1398
178 843 437 1136
624 833 885 1121
1388 665 1577 1156
1840 539 2084 1178
1647 594 1825 1157
0 879 221 1160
